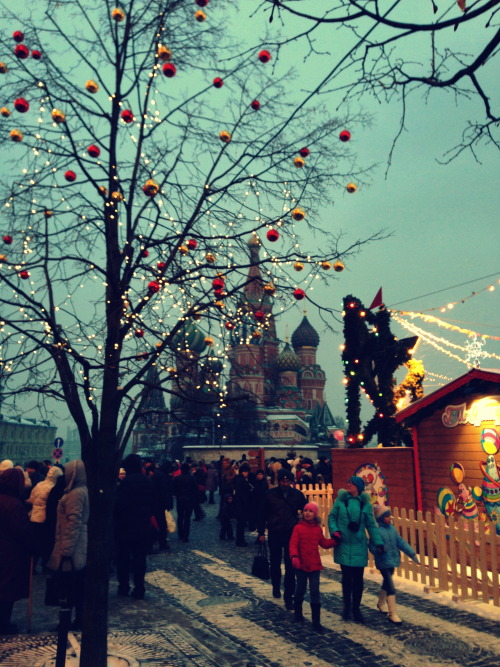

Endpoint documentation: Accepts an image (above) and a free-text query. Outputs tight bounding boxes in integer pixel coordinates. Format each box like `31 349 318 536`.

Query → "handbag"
165 509 177 534
251 541 270 580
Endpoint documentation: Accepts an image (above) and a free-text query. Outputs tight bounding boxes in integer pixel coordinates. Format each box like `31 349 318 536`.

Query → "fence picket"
490 529 499 606
448 516 459 597
468 521 479 601
426 511 437 589
477 521 490 603
457 518 469 601
416 510 427 586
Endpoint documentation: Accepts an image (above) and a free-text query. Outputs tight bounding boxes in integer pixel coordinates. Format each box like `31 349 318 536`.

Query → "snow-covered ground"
321 555 500 622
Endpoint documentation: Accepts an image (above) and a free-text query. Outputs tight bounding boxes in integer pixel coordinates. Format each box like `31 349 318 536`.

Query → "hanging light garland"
391 310 500 341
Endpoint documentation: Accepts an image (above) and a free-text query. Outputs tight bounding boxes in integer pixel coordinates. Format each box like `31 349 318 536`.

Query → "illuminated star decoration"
465 333 488 368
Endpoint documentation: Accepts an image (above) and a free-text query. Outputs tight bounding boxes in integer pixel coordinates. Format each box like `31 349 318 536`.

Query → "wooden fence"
299 484 500 607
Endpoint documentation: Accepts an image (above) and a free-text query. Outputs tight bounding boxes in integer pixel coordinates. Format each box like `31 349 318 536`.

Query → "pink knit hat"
303 502 319 517
374 504 391 521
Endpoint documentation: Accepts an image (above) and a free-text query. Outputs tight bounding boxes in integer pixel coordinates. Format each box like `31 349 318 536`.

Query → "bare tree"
0 1 385 663
257 0 499 160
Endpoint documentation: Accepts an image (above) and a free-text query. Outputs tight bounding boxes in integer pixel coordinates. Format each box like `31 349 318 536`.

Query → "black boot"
342 603 351 621
284 594 294 611
311 603 323 632
294 601 304 623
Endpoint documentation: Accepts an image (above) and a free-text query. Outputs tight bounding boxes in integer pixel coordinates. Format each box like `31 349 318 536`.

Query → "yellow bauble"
195 10 207 21
204 336 214 346
205 252 216 264
10 129 23 142
85 80 99 93
143 179 160 196
346 182 357 193
263 281 276 295
291 207 306 221
0 107 11 117
0 62 8 74
111 8 126 21
98 186 108 196
333 260 345 272
111 191 124 201
215 300 225 309
0 254 7 262
294 261 304 271
293 157 305 168
51 109 66 123
179 245 189 255
157 46 172 61
321 261 332 270
219 130 231 143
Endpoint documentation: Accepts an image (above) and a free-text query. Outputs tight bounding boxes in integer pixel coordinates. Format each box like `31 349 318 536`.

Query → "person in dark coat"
173 463 198 543
257 469 307 610
0 468 33 634
114 454 155 599
206 463 219 504
44 466 65 570
146 461 174 552
219 493 235 541
233 463 254 546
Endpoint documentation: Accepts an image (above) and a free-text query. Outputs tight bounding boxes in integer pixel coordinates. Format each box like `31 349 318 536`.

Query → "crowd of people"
0 453 417 636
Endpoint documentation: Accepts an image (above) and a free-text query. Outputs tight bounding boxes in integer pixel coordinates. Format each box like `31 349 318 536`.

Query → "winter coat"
0 468 33 602
369 519 416 569
173 472 198 505
47 460 89 572
258 485 307 536
27 466 64 523
205 466 219 492
289 520 337 572
328 489 383 567
114 472 155 542
233 473 254 518
150 469 174 512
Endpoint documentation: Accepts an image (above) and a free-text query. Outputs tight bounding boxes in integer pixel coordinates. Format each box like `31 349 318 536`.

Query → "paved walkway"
3 502 500 666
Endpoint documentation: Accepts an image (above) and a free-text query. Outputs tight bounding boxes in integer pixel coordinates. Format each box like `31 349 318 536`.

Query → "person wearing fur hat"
369 504 419 623
289 502 340 631
328 475 383 623
257 468 307 610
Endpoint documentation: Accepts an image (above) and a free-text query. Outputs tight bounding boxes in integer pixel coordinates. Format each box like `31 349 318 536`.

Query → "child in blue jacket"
369 504 419 624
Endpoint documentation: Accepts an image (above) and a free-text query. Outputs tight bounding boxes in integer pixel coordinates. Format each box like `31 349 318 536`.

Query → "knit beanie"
374 504 391 521
303 502 319 517
277 468 294 482
349 475 365 494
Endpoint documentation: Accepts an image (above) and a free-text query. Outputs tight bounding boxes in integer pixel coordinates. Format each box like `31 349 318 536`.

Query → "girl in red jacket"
289 502 340 632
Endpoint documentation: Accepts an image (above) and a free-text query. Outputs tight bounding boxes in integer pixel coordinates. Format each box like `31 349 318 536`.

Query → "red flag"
369 288 384 310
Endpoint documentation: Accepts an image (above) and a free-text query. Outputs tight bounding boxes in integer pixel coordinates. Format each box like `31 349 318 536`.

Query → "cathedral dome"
275 342 301 372
171 320 206 355
229 311 264 346
291 315 319 349
203 357 224 374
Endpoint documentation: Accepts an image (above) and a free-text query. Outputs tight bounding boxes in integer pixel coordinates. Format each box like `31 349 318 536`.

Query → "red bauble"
213 77 223 88
14 98 29 113
298 147 310 158
162 63 177 78
3 235 13 244
258 49 271 63
87 144 100 158
14 44 29 59
250 100 261 110
19 270 30 279
148 281 160 293
141 249 149 258
266 228 279 242
213 288 224 298
254 310 265 322
12 31 24 43
31 50 42 60
64 170 77 182
293 288 306 300
225 321 235 330
339 129 351 142
135 329 145 338
157 261 166 270
212 277 225 290
195 0 209 6
187 238 197 250
121 109 134 123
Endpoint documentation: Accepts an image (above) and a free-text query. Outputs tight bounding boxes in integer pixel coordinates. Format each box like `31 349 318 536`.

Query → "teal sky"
1 1 498 438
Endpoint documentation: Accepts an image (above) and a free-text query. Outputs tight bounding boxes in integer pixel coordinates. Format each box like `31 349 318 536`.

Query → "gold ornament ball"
321 261 332 270
219 130 231 143
0 107 11 117
215 300 225 309
10 129 23 142
205 252 216 264
143 178 160 196
98 186 108 196
85 80 99 93
111 8 126 21
333 260 345 272
157 46 172 61
194 10 207 21
294 261 304 271
293 157 305 168
0 62 8 74
111 191 124 201
291 207 306 221
0 254 7 262
263 281 276 295
51 109 66 123
346 182 357 193
167 366 176 375
252 329 263 339
179 245 189 255
204 336 214 346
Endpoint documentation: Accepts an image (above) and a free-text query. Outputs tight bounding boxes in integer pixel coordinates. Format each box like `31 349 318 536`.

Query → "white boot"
387 594 402 623
377 589 388 613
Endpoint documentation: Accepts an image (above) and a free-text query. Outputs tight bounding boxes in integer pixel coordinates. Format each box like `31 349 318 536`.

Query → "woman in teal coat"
328 476 383 623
